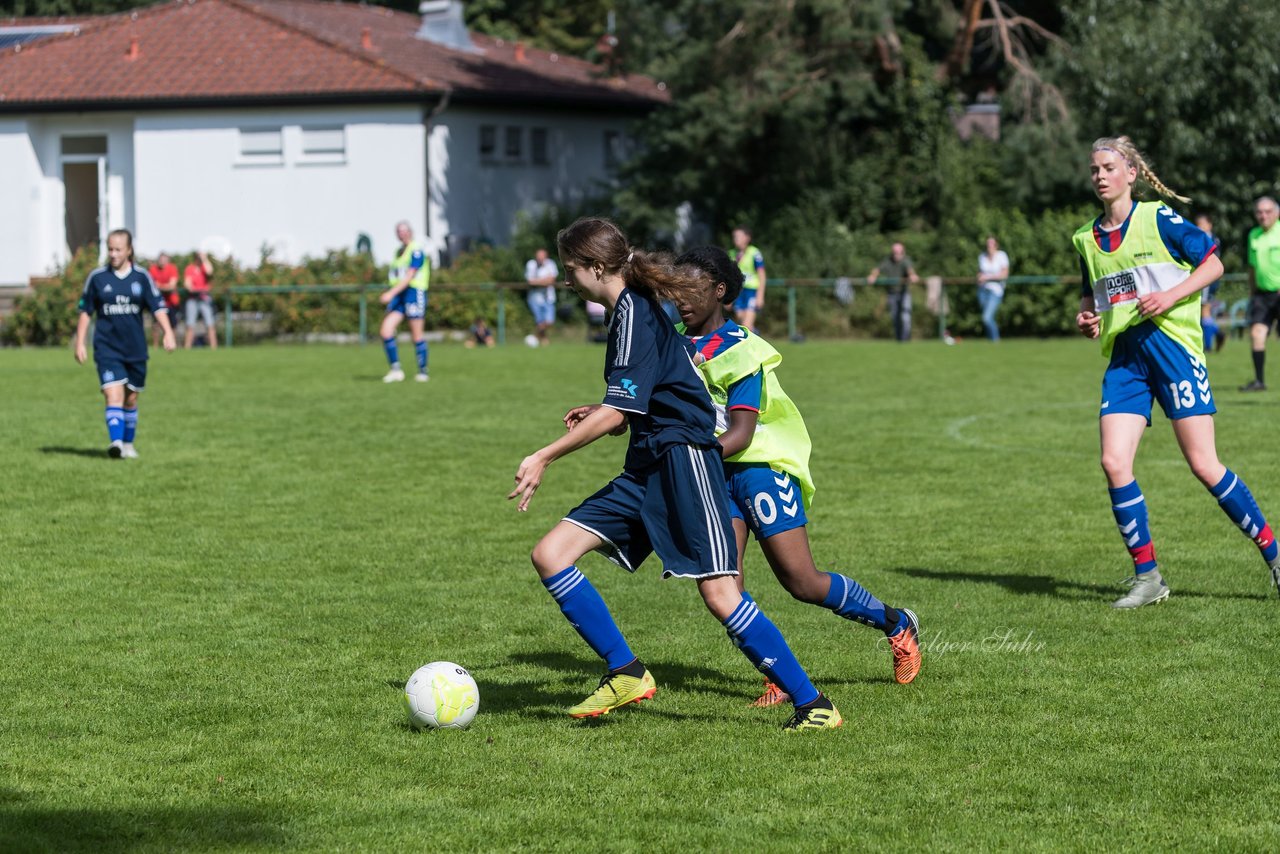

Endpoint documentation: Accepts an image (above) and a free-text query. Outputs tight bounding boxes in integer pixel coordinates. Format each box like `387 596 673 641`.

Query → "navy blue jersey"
602 288 718 471
1080 202 1218 296
79 265 166 361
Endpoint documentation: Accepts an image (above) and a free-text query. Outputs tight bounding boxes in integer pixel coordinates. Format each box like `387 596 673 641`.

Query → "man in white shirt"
525 248 559 347
977 236 1010 342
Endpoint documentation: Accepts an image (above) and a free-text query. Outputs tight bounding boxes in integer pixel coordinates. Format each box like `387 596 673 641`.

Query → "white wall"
431 106 636 246
18 113 135 279
0 120 38 286
134 105 427 266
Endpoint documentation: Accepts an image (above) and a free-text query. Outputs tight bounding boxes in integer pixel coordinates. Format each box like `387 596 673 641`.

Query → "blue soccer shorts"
1101 320 1215 423
733 287 758 313
563 444 738 579
96 357 147 392
725 462 808 539
387 288 427 319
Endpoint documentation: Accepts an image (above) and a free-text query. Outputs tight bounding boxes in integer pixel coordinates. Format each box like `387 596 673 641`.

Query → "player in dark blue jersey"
73 229 175 458
509 217 841 731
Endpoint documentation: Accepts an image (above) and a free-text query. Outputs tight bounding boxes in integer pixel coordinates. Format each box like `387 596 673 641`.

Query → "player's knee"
529 538 567 578
1099 451 1130 481
696 576 742 621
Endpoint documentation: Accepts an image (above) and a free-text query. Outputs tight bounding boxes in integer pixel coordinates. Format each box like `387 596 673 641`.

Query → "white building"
0 0 667 284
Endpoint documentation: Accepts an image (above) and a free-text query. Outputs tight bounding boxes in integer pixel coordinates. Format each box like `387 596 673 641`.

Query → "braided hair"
675 246 745 306
1092 136 1191 204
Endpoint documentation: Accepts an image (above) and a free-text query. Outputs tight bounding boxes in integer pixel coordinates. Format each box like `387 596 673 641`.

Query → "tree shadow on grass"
890 566 1268 602
38 446 108 459
0 792 286 853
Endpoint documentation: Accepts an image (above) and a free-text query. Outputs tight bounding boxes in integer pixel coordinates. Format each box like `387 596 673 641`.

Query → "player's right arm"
74 274 96 363
1076 257 1099 339
509 405 627 511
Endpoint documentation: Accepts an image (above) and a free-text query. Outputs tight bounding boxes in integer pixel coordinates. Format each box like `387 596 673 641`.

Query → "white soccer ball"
524 333 540 348
404 661 479 730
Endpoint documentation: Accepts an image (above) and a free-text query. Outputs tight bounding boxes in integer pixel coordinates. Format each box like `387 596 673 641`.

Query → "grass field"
3 336 1279 851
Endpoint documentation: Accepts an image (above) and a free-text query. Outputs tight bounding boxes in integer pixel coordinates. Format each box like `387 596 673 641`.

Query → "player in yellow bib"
1074 136 1280 607
675 246 921 706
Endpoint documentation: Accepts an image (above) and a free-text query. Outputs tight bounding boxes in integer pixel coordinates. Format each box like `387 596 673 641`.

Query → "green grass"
2 337 1279 851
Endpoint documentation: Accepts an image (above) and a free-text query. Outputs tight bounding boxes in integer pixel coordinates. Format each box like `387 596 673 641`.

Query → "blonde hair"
1091 136 1190 204
556 217 702 303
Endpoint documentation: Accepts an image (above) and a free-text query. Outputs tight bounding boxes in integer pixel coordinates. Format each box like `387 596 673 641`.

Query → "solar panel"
0 26 76 51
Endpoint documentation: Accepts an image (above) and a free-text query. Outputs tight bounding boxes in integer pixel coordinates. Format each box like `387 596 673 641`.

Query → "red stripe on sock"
1255 523 1274 550
1129 542 1156 567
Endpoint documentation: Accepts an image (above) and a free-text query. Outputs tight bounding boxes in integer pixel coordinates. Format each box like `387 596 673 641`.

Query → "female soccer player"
674 246 920 706
510 217 841 731
74 229 176 458
379 221 430 383
1074 136 1280 606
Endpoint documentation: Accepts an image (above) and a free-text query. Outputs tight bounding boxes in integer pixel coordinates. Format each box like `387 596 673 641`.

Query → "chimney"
416 1 480 54
125 37 139 60
361 27 374 51
514 41 525 63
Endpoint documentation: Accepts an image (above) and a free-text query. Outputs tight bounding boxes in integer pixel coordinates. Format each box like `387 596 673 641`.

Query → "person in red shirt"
148 253 180 346
183 251 217 350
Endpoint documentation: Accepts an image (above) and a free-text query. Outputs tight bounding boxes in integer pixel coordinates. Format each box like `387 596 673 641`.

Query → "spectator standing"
148 252 180 346
1241 196 1280 391
525 248 559 347
1195 214 1225 353
976 236 1010 341
730 226 766 330
867 242 919 342
183 251 216 350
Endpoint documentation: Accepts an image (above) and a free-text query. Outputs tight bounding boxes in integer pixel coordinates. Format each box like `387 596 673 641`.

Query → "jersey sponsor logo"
102 296 141 316
1101 270 1137 304
619 378 638 398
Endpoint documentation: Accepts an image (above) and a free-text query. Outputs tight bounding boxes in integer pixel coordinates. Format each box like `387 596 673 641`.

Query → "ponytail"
557 217 706 304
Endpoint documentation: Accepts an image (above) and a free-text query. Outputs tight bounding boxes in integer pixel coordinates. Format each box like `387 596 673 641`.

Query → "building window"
604 130 628 171
301 126 346 163
505 126 522 160
61 135 107 156
531 128 549 165
479 125 496 159
239 128 283 165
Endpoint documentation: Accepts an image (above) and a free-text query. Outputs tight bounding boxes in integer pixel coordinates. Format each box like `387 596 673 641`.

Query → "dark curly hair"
675 246 744 306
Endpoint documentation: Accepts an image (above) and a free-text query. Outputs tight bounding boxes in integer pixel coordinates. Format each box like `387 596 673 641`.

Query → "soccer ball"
404 661 479 730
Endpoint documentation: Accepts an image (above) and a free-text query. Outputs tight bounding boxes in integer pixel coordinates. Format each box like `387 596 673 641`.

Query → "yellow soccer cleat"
568 668 657 718
781 694 842 732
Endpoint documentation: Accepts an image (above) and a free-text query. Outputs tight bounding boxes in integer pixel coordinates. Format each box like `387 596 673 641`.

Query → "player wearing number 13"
1073 136 1280 607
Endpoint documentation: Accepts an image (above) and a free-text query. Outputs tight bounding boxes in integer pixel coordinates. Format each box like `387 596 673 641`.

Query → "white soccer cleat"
383 367 405 383
415 372 430 383
121 443 139 459
1112 570 1170 609
108 440 124 459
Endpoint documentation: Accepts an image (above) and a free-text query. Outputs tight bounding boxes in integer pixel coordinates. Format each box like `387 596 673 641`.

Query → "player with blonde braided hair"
1074 137 1280 607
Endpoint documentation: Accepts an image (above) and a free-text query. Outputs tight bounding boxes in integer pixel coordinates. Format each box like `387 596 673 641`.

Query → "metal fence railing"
216 273 1253 347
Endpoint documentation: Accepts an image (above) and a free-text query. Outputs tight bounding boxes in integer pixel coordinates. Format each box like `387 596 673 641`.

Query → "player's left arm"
1138 209 1223 317
142 273 177 351
717 371 762 457
509 406 627 511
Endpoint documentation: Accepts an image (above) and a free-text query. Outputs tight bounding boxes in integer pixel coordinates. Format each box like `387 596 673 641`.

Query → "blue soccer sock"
1210 469 1279 562
414 339 428 373
542 567 635 671
105 407 125 443
383 337 399 367
821 572 896 633
1110 480 1157 574
122 408 137 443
723 596 818 708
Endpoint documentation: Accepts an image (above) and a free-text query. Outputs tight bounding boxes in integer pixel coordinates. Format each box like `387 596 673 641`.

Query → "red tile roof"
0 0 668 110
